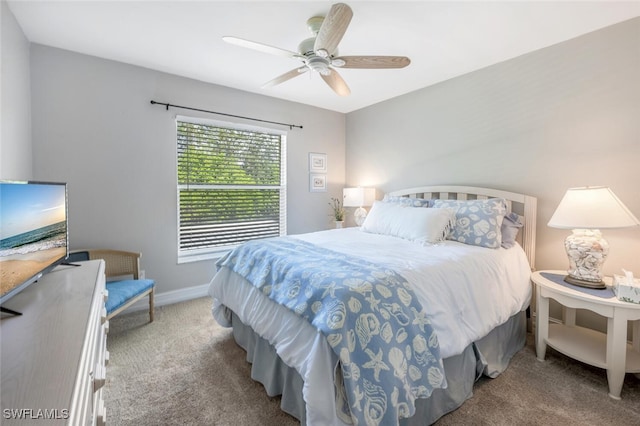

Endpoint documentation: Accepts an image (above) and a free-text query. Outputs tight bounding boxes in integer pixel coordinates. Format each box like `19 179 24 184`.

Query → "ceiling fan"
223 2 410 96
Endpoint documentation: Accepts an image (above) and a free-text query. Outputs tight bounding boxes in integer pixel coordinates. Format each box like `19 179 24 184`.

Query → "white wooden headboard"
387 185 537 270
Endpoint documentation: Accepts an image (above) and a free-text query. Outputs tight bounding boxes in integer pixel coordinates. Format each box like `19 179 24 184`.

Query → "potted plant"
329 197 346 228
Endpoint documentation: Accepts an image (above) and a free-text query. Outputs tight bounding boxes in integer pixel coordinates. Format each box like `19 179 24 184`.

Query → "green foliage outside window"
177 121 285 253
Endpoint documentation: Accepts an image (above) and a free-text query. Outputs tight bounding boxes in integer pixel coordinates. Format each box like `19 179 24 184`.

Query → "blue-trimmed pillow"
432 198 507 249
382 195 433 208
501 212 523 249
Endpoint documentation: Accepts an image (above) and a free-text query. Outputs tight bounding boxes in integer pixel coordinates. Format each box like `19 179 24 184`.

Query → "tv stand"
0 306 22 316
1 261 108 425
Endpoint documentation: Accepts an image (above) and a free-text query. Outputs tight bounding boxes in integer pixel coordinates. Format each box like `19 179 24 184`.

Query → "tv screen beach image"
0 183 67 297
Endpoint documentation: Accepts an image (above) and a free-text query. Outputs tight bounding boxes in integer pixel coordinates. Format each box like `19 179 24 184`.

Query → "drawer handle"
103 289 109 303
101 307 107 325
105 350 110 366
93 364 106 392
104 320 110 335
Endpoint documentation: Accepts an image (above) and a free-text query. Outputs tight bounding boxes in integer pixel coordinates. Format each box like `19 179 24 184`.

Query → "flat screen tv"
0 181 68 314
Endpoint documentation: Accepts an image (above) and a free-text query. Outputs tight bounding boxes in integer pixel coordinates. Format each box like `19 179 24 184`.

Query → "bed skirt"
229 309 527 425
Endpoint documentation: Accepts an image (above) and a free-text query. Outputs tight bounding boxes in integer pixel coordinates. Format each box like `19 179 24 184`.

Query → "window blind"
177 118 286 259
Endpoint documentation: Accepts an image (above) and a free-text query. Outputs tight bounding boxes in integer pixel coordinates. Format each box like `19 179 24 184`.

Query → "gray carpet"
105 297 640 425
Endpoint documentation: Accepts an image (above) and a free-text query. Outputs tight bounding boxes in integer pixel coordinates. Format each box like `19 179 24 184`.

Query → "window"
176 116 286 261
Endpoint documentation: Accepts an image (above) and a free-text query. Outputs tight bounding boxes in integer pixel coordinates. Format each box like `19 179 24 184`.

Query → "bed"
208 185 537 425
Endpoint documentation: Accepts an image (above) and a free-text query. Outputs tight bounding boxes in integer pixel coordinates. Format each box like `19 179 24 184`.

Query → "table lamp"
343 187 376 226
547 186 639 289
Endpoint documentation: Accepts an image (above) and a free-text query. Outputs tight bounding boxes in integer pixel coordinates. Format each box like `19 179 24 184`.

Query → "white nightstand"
532 270 640 399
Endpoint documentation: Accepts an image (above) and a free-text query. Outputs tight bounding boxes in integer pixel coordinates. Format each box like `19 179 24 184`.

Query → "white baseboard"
117 282 210 315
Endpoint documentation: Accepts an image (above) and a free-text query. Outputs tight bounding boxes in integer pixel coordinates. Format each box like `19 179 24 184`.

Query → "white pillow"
361 201 455 244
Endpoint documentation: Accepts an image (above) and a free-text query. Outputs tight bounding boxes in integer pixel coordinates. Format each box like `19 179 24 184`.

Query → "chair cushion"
105 279 155 314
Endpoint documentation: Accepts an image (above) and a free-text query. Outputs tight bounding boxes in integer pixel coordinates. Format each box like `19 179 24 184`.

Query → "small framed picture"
309 174 327 192
309 152 327 173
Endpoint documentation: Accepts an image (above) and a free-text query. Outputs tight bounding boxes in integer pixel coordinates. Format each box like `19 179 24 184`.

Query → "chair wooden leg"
149 288 155 322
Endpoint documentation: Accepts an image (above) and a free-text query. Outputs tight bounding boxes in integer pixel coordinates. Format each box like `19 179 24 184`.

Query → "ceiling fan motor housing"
298 37 316 55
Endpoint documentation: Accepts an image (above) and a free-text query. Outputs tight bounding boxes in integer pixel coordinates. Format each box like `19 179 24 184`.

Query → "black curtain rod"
150 100 303 130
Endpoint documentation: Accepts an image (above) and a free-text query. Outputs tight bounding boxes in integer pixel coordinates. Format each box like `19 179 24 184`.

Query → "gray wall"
346 17 640 277
29 45 345 295
4 8 639 305
1 0 31 179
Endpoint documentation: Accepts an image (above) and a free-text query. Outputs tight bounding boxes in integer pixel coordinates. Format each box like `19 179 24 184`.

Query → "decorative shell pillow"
432 198 508 249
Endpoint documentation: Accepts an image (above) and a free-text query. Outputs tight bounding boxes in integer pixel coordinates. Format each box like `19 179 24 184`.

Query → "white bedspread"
208 228 532 425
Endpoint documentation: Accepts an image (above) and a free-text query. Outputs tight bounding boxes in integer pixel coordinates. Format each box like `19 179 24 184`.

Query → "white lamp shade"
548 186 640 229
343 187 376 207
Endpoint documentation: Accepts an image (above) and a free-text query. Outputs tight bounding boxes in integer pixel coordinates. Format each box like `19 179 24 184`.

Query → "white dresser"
1 260 108 425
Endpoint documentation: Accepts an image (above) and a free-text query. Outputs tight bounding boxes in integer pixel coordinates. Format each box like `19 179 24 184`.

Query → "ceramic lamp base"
354 207 367 226
563 229 609 288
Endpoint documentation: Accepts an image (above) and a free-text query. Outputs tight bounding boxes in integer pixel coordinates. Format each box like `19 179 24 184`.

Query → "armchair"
68 249 155 322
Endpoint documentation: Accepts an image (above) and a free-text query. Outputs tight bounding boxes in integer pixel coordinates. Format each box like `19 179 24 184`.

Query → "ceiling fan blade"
314 3 353 57
321 69 350 96
223 36 300 59
333 56 411 69
262 67 309 88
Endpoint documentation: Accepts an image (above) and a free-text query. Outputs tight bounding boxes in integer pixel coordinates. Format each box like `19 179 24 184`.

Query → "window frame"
176 115 287 263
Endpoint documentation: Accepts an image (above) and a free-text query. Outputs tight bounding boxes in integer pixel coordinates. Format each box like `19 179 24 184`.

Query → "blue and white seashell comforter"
217 237 447 426
209 228 531 426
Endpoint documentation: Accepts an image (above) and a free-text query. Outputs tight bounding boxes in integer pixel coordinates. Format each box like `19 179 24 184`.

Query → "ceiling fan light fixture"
307 56 330 74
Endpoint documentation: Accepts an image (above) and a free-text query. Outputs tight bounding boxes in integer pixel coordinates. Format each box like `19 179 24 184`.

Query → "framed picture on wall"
309 153 327 173
309 174 327 192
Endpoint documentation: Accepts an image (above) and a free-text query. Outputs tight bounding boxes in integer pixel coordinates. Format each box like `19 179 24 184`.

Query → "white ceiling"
7 1 640 113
